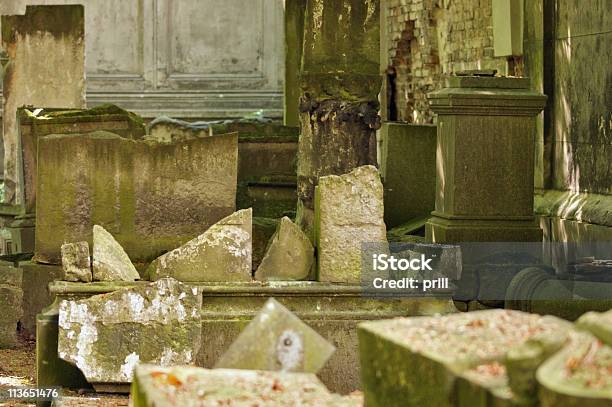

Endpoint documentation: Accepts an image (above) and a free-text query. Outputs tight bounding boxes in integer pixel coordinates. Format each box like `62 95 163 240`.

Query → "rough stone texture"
58 278 202 384
35 131 238 265
18 105 145 214
93 225 139 282
61 242 92 283
1 5 86 204
215 298 335 374
383 0 514 123
315 166 387 283
0 266 23 348
147 209 252 282
255 217 314 281
131 365 361 407
379 123 436 228
19 262 62 337
359 309 572 407
296 0 381 239
252 217 280 272
426 76 547 243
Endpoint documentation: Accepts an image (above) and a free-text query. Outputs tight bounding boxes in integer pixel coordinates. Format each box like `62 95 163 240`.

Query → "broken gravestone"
0 266 23 348
359 309 573 407
61 241 92 283
147 209 252 282
131 365 361 407
215 298 335 373
315 165 387 283
58 278 201 385
93 225 140 282
255 217 314 281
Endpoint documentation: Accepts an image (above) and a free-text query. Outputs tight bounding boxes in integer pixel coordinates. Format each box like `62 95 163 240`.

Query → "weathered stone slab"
131 364 361 407
315 165 387 283
147 209 252 282
2 5 86 204
35 131 238 265
92 225 139 282
255 217 314 281
18 105 145 213
58 278 201 384
61 242 92 283
215 298 334 373
252 217 280 271
537 330 612 406
359 310 572 407
0 266 23 348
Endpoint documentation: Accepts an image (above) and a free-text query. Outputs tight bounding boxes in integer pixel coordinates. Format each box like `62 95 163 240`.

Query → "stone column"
296 0 381 239
425 76 547 243
1 5 86 204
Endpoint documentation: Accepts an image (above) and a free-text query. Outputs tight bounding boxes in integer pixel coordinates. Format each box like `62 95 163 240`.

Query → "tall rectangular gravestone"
35 132 238 265
1 5 86 204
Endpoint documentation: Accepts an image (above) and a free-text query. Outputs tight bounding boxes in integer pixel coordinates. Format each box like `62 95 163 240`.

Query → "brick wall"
385 0 518 123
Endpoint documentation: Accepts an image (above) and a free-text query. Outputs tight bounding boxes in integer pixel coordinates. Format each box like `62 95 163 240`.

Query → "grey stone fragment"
61 241 92 282
147 209 252 282
58 278 201 384
92 225 139 282
215 298 335 374
255 217 314 281
0 266 23 348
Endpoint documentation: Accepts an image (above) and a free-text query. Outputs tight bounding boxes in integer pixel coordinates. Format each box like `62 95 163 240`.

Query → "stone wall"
383 0 516 123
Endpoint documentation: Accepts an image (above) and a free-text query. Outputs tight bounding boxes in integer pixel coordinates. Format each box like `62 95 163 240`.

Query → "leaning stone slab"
358 310 571 407
93 225 139 282
61 242 92 283
131 365 361 407
147 209 252 282
255 217 314 281
315 165 387 283
215 298 335 373
537 330 612 406
35 131 238 264
58 278 201 385
0 266 23 348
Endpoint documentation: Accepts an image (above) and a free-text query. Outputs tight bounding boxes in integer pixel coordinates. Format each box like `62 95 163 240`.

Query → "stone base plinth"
39 281 456 394
426 216 543 243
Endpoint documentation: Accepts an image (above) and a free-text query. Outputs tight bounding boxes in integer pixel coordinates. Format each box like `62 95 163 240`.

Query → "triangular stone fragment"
58 278 201 384
61 241 92 282
214 298 335 374
92 225 140 281
147 208 252 282
255 217 314 281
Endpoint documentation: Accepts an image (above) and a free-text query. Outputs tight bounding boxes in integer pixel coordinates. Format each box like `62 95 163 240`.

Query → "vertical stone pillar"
296 0 381 239
284 0 306 127
425 76 547 243
1 5 86 204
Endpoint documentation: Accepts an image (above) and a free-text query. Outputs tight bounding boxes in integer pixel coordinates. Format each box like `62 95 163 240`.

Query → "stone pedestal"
295 0 380 239
425 76 547 243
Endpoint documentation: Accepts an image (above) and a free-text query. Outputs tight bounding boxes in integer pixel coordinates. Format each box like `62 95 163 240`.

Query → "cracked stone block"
537 330 612 406
131 364 361 407
215 298 334 374
58 278 201 384
315 165 387 283
0 266 23 348
359 309 572 407
61 241 92 283
255 217 314 281
147 209 252 282
93 225 140 282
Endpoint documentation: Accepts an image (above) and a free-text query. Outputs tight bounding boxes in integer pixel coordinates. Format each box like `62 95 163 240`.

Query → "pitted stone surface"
92 225 139 282
58 278 201 383
255 217 314 281
316 165 387 283
0 266 23 348
131 365 361 407
147 209 252 282
61 241 92 282
215 298 334 374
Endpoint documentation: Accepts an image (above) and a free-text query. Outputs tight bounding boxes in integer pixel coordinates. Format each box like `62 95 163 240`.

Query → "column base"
426 216 543 243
